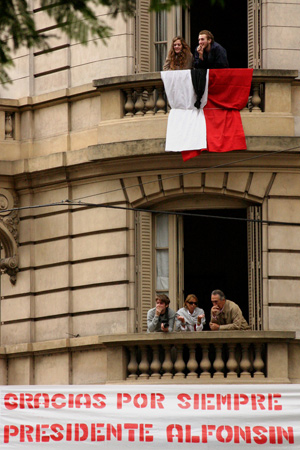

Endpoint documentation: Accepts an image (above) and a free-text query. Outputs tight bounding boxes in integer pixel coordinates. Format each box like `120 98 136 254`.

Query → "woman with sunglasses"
176 294 205 331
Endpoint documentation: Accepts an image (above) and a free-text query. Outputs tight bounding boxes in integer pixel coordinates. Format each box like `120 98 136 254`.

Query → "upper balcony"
0 69 299 167
92 69 300 151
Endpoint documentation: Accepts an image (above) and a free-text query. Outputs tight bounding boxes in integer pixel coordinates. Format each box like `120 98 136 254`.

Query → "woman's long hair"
167 36 191 69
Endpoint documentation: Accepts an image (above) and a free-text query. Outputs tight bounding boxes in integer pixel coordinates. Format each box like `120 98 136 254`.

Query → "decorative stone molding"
0 188 19 284
5 112 14 139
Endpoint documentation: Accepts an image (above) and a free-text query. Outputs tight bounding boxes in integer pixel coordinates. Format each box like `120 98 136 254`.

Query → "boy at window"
147 294 176 332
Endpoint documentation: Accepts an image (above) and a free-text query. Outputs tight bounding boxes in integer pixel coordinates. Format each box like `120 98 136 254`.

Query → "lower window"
136 205 262 331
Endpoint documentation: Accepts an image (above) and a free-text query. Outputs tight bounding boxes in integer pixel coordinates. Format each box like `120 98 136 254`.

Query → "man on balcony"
209 289 250 331
194 30 229 69
147 294 176 332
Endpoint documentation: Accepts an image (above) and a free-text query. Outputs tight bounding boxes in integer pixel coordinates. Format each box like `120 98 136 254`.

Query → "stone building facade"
0 0 300 385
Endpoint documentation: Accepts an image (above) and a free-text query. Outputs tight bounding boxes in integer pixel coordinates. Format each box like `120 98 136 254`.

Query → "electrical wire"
1 199 299 227
0 143 299 227
65 200 300 227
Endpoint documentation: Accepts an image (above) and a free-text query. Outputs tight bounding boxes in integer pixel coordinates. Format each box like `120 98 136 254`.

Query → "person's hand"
209 322 220 331
197 44 204 59
177 316 185 324
211 305 220 315
155 304 164 316
161 323 169 332
197 314 204 322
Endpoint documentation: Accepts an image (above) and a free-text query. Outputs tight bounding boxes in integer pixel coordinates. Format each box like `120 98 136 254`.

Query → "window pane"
155 43 167 71
155 11 167 42
156 213 168 247
157 291 169 297
155 6 167 71
156 249 169 290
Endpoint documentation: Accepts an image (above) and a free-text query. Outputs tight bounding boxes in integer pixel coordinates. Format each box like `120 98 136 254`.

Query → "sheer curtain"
156 214 169 295
155 9 167 71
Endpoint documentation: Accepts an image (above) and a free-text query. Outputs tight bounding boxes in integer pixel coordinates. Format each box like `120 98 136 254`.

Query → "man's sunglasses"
187 301 197 305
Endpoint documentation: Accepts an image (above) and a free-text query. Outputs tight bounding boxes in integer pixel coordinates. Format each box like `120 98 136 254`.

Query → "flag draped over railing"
161 69 253 161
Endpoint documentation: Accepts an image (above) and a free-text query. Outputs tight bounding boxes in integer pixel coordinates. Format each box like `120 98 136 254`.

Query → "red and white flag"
161 69 253 161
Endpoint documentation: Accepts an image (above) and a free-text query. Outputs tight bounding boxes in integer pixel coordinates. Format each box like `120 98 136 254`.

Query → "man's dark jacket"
194 41 229 69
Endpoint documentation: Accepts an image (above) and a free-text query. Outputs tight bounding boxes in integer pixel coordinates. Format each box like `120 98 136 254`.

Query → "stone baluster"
156 85 166 114
134 87 145 116
213 343 225 379
187 344 198 378
251 82 262 111
5 113 13 139
253 343 265 379
127 346 138 380
145 86 155 115
174 345 186 378
138 345 149 379
199 344 211 379
226 343 238 379
241 96 251 113
124 89 135 117
162 345 173 378
240 343 252 379
150 345 161 379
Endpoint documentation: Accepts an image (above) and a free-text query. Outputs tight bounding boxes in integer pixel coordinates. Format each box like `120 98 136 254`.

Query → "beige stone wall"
0 87 102 161
0 353 6 384
0 1 300 387
0 71 299 351
4 344 108 385
292 85 300 135
0 176 136 347
265 173 300 331
262 0 300 71
1 149 300 347
0 5 134 99
0 142 299 384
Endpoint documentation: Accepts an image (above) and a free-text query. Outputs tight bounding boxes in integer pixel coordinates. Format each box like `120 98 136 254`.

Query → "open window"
136 211 182 329
136 205 262 332
135 0 261 72
189 0 248 68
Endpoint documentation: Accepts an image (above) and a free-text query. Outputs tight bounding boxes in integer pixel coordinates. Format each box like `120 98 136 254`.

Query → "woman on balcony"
176 294 206 331
163 36 194 71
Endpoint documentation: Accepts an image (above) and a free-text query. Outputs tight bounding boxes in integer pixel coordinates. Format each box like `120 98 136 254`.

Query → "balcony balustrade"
0 69 298 161
104 331 296 384
93 70 297 113
92 69 298 145
0 331 298 385
126 340 265 381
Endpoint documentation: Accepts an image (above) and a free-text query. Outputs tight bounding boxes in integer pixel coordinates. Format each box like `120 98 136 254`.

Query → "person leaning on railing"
175 294 206 332
147 294 176 332
194 30 229 69
209 289 250 331
163 36 194 71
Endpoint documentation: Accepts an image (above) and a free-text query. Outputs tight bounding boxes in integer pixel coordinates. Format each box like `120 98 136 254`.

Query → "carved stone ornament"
5 113 14 139
0 188 19 284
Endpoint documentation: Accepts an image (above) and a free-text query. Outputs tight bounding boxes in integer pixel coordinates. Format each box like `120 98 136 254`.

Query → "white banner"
0 385 299 449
